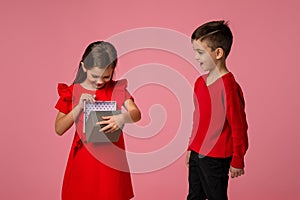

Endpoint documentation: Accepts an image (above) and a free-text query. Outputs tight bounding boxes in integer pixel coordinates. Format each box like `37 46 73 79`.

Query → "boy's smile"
192 39 217 72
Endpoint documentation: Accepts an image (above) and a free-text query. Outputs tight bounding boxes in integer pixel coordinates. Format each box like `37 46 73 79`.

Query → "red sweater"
188 72 248 168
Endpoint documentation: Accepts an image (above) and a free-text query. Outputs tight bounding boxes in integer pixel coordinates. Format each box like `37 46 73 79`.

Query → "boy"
186 20 248 200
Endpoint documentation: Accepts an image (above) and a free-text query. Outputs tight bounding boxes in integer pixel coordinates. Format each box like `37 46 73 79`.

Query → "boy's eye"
92 75 100 78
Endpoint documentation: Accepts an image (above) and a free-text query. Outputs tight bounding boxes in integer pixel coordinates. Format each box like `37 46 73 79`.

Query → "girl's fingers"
99 122 119 133
81 94 95 102
101 116 111 120
100 124 117 133
85 94 95 102
97 117 111 125
79 94 95 109
100 124 111 132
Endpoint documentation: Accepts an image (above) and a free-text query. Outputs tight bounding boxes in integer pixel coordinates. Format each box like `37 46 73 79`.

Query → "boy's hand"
186 150 191 167
230 166 245 178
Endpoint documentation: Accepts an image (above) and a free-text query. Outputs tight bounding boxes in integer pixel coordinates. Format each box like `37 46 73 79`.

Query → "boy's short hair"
191 20 233 58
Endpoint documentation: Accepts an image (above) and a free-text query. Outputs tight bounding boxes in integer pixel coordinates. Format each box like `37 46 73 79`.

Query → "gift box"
83 101 122 143
85 110 122 143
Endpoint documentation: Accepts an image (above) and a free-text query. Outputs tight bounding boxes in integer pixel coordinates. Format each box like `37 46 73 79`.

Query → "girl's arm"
55 105 82 136
122 99 141 123
55 93 95 136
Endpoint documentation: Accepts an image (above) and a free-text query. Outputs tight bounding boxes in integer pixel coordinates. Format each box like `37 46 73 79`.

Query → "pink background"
1 0 300 199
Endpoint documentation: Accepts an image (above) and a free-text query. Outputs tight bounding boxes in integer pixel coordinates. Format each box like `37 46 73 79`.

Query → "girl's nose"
97 78 104 84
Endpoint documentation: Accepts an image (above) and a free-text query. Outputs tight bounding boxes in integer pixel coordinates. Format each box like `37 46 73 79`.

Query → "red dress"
55 79 134 200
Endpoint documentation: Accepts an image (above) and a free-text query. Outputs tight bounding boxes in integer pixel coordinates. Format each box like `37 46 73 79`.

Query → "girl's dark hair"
73 41 118 84
191 20 233 58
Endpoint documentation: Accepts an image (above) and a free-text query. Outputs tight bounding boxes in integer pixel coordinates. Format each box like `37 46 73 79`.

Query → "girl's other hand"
98 114 125 134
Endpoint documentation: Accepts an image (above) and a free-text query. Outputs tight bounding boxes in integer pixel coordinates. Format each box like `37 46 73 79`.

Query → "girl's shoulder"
113 79 127 85
111 79 128 89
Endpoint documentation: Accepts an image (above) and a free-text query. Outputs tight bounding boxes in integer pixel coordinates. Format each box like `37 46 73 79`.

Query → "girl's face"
192 39 217 72
85 66 114 89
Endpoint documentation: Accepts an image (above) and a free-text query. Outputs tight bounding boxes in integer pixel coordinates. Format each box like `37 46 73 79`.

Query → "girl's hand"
78 93 95 109
98 114 125 133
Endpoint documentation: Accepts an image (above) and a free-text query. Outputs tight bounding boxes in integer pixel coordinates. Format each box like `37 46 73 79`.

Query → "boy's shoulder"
194 74 207 92
225 72 242 85
222 72 236 85
195 74 208 85
222 72 245 98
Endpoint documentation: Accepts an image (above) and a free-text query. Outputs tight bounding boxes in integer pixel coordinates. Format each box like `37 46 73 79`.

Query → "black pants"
187 151 231 200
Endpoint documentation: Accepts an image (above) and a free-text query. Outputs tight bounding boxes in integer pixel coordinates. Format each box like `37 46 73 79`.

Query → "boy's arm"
188 78 202 149
226 83 249 170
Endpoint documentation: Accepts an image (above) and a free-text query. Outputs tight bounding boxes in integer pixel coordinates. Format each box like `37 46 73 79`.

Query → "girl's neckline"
79 83 97 91
205 72 231 87
78 80 113 91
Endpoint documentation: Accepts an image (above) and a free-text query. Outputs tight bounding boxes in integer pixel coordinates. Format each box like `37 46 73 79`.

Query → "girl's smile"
82 66 114 90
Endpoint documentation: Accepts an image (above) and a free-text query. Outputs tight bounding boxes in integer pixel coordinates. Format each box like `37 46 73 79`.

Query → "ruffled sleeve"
112 79 134 105
55 83 73 114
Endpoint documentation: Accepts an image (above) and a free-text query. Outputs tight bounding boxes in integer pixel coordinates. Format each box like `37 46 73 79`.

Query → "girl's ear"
215 48 224 60
81 62 87 72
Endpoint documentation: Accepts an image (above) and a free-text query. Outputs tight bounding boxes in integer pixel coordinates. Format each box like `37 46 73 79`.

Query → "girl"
55 41 141 200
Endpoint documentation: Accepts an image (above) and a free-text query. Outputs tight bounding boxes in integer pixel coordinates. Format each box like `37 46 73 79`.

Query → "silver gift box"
85 110 122 143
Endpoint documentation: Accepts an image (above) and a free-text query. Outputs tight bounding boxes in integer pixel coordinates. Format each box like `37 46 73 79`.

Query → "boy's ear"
215 48 224 60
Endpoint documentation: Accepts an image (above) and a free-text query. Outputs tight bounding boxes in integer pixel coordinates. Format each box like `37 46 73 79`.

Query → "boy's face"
192 39 217 72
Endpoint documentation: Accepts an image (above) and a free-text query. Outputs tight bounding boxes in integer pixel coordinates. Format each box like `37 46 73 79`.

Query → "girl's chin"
96 85 104 89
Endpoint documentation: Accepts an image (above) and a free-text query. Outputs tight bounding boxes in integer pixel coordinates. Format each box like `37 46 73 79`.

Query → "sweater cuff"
230 156 245 169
